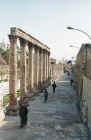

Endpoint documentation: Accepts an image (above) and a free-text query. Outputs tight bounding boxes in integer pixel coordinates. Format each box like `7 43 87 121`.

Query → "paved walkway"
0 74 89 140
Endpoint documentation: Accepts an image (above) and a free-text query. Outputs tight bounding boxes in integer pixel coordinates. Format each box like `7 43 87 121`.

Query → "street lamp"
67 26 91 40
69 45 79 49
67 26 90 76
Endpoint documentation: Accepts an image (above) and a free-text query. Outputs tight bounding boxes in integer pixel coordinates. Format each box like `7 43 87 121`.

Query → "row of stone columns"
7 35 50 113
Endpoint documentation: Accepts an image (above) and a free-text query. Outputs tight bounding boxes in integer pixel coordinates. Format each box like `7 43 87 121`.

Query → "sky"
0 0 91 61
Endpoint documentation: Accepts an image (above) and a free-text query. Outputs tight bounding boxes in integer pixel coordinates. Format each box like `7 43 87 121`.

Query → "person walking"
44 89 48 103
52 81 56 93
19 103 28 128
70 79 74 86
70 70 74 86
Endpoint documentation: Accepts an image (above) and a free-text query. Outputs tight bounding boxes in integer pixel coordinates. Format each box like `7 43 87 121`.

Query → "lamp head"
67 26 74 30
69 45 73 47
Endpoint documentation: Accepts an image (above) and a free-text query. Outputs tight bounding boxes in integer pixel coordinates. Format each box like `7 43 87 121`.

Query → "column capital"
44 50 49 56
20 38 27 46
39 48 43 53
34 47 40 55
43 49 46 54
8 35 17 43
48 51 50 56
28 42 32 47
28 43 34 50
34 45 39 50
45 50 48 53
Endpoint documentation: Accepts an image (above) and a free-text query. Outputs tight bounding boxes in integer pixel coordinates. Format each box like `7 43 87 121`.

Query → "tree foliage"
0 48 9 64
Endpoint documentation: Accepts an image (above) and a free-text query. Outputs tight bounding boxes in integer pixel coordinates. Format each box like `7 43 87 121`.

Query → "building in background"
50 58 63 80
75 43 91 128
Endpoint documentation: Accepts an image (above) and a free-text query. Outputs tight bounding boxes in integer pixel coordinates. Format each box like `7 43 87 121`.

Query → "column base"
6 104 18 116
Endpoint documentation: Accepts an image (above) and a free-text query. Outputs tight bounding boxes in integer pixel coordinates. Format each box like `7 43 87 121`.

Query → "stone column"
34 47 39 89
28 44 33 91
46 52 48 81
26 52 29 92
7 35 17 113
52 64 55 80
43 50 46 83
38 49 43 88
49 64 52 80
20 39 27 101
51 64 54 80
48 52 50 79
38 49 41 88
45 51 47 82
41 50 44 85
32 47 35 89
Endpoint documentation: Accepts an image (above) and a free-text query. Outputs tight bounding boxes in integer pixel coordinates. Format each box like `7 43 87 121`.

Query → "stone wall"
76 44 91 96
75 43 91 127
82 76 91 127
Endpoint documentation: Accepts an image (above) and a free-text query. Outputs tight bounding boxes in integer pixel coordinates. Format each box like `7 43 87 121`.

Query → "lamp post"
69 45 79 49
67 26 91 76
67 26 91 40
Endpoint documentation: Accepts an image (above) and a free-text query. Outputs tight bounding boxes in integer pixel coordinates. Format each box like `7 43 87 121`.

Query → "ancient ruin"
7 27 50 113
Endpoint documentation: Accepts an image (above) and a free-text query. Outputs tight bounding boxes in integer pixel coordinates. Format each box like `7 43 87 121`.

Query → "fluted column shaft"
50 64 52 79
38 49 44 87
41 50 44 85
52 64 54 80
9 35 17 106
20 39 27 101
46 52 49 80
45 51 47 82
34 47 39 88
43 50 46 83
32 47 35 88
45 51 47 81
38 49 41 87
48 53 50 79
28 44 33 91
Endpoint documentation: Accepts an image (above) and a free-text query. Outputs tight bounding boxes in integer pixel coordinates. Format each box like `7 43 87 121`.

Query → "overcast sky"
0 0 91 61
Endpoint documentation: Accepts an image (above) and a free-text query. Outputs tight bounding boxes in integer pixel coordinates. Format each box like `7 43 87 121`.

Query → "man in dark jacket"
52 81 56 93
19 103 28 128
44 89 48 103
